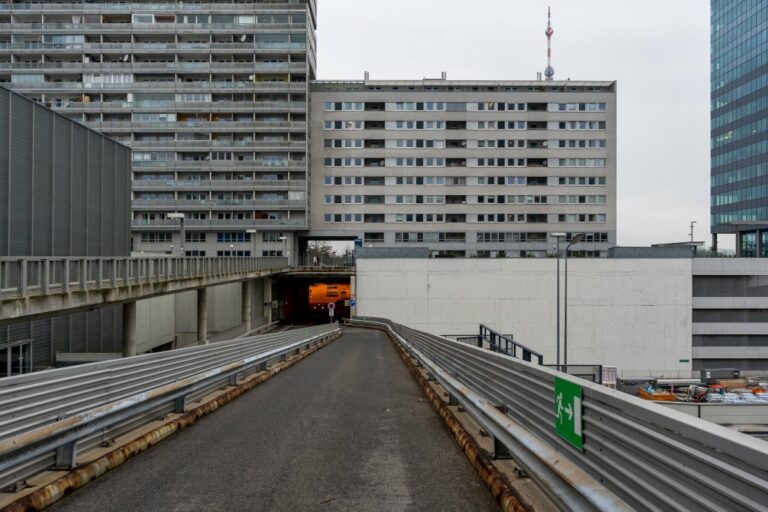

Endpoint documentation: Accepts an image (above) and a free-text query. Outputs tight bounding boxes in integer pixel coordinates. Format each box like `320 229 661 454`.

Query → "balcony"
85 121 306 131
132 179 307 191
131 161 307 171
131 140 306 150
6 81 308 93
132 199 305 210
131 218 306 230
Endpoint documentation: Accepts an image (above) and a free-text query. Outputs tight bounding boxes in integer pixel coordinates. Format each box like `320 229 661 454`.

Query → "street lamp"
246 229 258 258
564 233 586 368
167 213 185 257
551 232 567 368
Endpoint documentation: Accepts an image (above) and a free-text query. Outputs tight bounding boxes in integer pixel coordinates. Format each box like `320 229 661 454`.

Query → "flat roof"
312 79 616 87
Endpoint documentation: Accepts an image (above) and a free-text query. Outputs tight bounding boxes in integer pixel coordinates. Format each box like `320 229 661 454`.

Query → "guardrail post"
54 442 78 470
63 260 70 292
228 373 241 386
242 280 253 333
19 259 28 296
173 395 187 413
80 259 88 291
492 436 513 460
43 260 50 294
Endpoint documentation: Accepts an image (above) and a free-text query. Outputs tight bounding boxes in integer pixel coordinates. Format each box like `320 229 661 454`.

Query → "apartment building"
309 80 617 257
711 0 768 256
0 0 316 258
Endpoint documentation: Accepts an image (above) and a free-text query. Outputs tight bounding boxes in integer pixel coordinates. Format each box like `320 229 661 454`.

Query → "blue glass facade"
711 0 768 255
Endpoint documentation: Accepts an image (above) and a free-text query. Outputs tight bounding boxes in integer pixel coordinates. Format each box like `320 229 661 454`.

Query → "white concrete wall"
356 259 693 378
135 295 176 353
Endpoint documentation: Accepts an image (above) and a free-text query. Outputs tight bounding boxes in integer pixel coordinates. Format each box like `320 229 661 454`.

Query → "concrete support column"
263 277 273 323
350 275 357 318
197 287 208 345
242 280 253 333
736 232 742 257
758 231 764 258
712 233 718 253
122 301 137 357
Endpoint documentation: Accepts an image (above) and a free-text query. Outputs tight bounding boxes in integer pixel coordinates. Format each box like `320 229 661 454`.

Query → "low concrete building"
355 257 768 377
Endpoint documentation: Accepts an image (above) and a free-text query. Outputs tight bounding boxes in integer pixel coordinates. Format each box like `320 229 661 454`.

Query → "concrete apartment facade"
0 85 131 375
309 79 617 257
710 0 768 256
0 0 316 259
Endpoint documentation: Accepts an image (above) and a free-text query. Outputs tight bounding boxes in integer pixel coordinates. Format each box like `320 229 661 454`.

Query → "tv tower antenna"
544 7 555 81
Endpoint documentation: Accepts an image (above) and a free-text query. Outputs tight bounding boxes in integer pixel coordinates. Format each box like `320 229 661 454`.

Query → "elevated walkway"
0 256 288 325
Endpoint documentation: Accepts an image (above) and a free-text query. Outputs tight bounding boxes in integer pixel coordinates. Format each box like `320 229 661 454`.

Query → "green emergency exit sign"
554 377 584 450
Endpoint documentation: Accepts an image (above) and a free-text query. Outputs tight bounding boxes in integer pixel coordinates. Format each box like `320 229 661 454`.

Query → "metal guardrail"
0 323 340 491
350 318 768 512
0 256 287 300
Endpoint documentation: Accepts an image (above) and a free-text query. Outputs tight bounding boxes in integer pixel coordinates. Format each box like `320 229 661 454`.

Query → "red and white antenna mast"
544 7 555 81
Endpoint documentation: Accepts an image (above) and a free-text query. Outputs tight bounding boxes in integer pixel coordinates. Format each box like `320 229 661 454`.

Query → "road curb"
1 332 341 512
380 326 529 512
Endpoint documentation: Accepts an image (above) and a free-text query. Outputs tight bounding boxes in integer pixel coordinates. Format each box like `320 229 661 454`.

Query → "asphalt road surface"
49 328 499 512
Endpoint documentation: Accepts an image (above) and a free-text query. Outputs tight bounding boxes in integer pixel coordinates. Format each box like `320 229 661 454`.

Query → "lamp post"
246 229 258 258
167 213 185 257
564 233 586 368
551 232 567 368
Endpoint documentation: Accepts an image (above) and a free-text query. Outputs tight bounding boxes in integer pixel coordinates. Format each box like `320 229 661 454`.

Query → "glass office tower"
711 0 768 256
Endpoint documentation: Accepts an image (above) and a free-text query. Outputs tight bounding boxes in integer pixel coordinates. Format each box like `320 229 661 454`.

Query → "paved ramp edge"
369 324 531 512
1 331 341 512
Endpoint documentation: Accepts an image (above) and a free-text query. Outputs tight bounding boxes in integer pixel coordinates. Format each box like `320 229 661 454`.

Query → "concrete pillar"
122 301 137 357
758 231 764 258
350 275 357 318
263 277 272 323
197 287 208 345
736 232 742 257
712 233 718 253
242 280 253 333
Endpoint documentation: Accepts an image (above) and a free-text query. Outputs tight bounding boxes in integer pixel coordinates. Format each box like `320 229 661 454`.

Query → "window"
217 232 252 243
140 232 172 243
185 233 206 243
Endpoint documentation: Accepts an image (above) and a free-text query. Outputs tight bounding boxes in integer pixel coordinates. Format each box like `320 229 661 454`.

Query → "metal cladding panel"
68 312 86 354
52 115 72 257
86 310 101 353
87 132 101 256
50 315 70 355
9 94 33 256
32 105 54 256
69 124 88 256
30 319 52 368
102 141 116 255
0 90 8 256
114 147 131 256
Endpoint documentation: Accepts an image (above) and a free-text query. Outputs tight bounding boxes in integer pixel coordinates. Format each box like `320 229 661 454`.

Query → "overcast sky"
316 0 714 247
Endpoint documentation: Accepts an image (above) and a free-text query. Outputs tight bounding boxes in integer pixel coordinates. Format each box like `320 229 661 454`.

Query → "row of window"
475 232 608 243
139 232 287 244
712 139 768 169
322 175 607 186
324 138 608 150
322 102 607 112
322 157 606 168
323 194 607 205
322 120 607 131
322 213 607 224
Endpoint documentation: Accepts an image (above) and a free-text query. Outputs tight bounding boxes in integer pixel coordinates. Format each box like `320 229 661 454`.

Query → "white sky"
316 0 716 248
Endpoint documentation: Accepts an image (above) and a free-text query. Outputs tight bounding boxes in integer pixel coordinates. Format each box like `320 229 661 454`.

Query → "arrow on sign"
565 404 573 421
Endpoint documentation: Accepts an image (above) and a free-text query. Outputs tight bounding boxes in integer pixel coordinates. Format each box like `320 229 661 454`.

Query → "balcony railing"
131 218 306 229
132 179 307 190
131 161 306 170
131 199 305 209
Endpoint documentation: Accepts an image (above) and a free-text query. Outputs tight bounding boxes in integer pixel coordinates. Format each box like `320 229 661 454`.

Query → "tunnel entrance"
275 274 353 325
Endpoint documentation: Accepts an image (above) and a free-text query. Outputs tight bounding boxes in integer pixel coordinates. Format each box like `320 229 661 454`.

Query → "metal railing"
350 318 768 512
0 256 287 300
0 323 340 491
